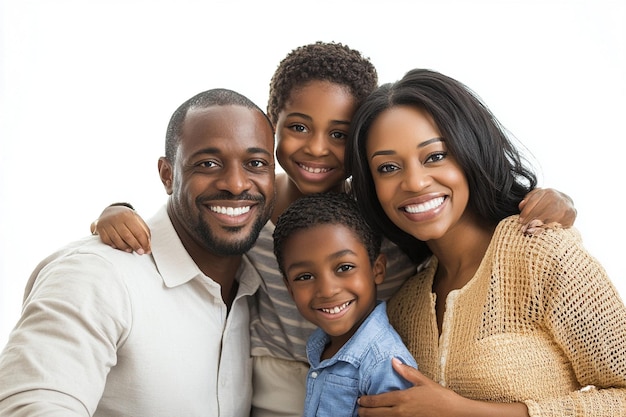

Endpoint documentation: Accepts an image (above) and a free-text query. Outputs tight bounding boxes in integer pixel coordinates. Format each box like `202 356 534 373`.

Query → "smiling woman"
348 68 626 416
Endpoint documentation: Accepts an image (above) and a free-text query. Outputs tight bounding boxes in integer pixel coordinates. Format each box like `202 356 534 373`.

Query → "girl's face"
281 223 385 346
275 80 357 195
366 105 470 243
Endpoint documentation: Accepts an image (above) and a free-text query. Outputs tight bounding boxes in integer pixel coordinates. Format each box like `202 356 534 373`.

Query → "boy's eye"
337 264 354 273
294 273 313 282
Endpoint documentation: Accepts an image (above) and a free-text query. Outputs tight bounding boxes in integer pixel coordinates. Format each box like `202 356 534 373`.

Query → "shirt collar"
148 205 262 295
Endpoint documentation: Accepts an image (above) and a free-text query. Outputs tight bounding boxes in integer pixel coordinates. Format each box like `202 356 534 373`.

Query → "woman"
347 68 626 416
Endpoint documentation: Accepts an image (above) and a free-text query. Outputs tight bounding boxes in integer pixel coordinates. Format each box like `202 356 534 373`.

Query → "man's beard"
196 212 267 256
193 192 273 256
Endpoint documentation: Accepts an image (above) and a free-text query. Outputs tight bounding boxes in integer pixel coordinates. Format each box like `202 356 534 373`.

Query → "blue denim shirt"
303 301 418 417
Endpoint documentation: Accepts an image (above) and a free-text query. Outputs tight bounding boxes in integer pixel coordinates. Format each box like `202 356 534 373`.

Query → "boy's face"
274 80 357 196
281 223 385 346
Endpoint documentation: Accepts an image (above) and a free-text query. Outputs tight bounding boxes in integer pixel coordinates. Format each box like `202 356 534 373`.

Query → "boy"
272 192 417 417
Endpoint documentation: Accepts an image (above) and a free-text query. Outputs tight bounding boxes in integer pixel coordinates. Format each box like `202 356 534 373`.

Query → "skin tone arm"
90 187 577 254
357 359 529 417
90 205 152 254
517 188 576 234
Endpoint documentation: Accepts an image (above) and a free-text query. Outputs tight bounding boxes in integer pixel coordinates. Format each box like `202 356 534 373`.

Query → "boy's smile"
281 223 385 349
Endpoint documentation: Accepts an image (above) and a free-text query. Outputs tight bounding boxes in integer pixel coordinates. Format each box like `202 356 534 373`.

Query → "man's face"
160 105 275 256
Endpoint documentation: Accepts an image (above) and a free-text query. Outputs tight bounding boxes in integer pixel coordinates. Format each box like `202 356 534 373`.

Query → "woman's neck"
428 213 495 291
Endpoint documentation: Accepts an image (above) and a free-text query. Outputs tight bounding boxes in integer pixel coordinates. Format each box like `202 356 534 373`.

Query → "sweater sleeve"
0 251 132 417
523 227 626 416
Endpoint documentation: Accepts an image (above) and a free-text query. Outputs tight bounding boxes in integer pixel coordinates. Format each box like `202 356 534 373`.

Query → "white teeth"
210 206 251 217
320 301 351 314
300 164 330 174
404 197 445 214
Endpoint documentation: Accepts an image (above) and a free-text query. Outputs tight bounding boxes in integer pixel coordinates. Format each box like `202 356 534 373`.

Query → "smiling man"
0 89 276 417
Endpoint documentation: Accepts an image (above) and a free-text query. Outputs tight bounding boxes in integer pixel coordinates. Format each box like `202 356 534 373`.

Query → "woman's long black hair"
346 69 537 264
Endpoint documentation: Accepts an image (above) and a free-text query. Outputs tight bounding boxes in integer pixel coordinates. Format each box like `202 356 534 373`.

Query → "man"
0 88 276 416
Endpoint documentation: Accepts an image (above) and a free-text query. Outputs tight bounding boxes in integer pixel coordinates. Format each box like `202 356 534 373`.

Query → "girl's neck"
271 173 346 224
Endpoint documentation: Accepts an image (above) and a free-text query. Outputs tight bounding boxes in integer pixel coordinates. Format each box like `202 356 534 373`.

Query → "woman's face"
365 105 470 243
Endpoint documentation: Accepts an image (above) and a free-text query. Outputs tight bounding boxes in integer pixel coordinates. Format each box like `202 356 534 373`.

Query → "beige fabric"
251 355 308 417
388 215 626 416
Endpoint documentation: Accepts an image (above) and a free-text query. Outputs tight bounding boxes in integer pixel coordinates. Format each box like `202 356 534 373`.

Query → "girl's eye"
425 152 447 164
288 124 308 133
294 273 313 282
337 264 354 273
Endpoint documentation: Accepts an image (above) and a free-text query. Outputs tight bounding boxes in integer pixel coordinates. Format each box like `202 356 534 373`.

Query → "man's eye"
248 160 267 168
199 160 219 168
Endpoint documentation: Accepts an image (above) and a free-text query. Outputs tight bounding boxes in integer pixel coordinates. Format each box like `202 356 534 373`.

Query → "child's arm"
518 188 576 233
91 203 151 254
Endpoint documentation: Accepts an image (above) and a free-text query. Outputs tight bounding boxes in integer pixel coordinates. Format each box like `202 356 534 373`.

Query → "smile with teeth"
404 196 445 214
319 300 353 314
298 163 331 174
210 205 251 217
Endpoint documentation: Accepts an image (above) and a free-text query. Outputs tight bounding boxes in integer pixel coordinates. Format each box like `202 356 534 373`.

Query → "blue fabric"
304 301 418 417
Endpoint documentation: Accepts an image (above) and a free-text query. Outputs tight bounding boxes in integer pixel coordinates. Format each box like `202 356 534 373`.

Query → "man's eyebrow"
247 147 272 156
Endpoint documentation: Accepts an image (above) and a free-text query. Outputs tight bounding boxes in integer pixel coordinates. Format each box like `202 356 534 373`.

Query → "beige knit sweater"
388 215 626 416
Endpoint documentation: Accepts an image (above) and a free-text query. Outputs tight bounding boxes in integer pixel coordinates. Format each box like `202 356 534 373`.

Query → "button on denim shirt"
304 301 418 417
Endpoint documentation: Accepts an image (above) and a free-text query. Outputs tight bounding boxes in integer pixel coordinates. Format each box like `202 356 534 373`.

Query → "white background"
1 0 625 348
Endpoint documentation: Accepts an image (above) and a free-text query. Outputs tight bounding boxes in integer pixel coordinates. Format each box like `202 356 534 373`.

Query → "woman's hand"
357 359 529 417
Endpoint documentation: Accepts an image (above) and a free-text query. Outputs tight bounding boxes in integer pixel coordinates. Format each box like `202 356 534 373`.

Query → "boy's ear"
158 157 174 195
373 253 386 285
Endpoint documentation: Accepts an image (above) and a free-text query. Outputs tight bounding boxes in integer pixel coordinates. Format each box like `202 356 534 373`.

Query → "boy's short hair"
273 192 382 278
266 41 378 124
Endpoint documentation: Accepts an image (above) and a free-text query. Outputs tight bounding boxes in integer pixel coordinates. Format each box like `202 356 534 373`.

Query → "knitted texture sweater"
388 215 626 416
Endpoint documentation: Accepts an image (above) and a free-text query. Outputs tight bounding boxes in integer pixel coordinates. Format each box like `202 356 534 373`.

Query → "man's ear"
373 253 386 285
158 157 174 195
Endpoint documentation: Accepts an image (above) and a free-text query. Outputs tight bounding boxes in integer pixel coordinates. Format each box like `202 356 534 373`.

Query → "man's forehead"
179 105 274 153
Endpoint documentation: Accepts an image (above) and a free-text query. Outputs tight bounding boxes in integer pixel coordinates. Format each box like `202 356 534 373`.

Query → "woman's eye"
425 152 447 163
377 163 399 173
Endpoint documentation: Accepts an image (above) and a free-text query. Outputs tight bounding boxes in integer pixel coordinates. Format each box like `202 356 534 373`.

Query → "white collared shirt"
0 205 260 417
